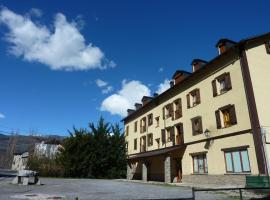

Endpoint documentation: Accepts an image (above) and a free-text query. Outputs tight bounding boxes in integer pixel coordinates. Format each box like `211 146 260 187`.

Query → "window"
187 89 200 108
191 116 203 135
125 126 129 136
163 103 174 119
193 154 208 174
265 41 270 54
134 121 137 132
165 127 175 143
224 149 251 173
155 116 160 127
134 139 137 150
148 113 153 126
174 98 182 119
140 117 147 133
212 73 232 97
126 142 128 150
215 104 237 129
147 133 153 147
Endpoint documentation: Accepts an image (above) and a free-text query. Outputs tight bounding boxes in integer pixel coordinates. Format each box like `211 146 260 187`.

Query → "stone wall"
182 175 246 187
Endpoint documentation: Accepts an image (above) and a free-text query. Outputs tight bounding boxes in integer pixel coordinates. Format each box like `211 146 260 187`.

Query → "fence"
192 187 270 200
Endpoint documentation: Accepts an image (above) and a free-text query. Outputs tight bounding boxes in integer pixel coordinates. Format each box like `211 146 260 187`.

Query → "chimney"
191 59 208 72
170 80 174 88
127 109 135 115
141 96 153 106
215 39 236 55
135 103 142 110
172 70 191 85
153 93 158 97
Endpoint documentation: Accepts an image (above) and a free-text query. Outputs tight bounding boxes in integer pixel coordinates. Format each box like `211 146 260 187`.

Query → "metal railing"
191 187 270 200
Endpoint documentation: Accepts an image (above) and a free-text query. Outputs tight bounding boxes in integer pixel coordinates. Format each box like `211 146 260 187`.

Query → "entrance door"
174 158 182 182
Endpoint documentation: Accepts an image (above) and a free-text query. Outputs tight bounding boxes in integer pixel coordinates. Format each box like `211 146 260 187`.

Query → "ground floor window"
192 154 208 174
224 149 251 173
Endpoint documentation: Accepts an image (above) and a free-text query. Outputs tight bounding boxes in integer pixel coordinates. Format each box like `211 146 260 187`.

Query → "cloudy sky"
0 0 269 135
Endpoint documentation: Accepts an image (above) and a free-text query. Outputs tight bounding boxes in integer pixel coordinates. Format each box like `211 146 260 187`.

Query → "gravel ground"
0 177 237 200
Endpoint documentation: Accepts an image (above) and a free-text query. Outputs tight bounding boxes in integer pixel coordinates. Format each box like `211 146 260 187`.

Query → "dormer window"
212 72 232 97
187 89 200 108
215 39 236 55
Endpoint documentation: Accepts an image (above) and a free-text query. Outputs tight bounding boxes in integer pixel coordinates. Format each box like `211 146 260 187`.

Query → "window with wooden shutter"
161 129 166 144
191 116 203 135
265 41 270 54
148 114 153 126
174 98 182 119
217 104 237 128
187 89 201 108
213 73 232 97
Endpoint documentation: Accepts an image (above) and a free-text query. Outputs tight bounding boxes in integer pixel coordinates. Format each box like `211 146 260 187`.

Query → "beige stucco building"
123 33 270 186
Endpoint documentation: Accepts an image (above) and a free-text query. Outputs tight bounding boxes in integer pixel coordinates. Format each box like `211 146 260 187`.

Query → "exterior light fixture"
204 129 211 138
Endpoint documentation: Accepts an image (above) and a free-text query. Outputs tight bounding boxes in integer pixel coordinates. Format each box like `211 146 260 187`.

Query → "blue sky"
0 0 269 135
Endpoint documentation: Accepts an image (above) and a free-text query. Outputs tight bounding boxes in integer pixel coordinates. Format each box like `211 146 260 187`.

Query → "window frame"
192 154 208 174
155 116 160 127
174 98 182 119
223 149 251 173
215 104 237 129
191 116 203 135
148 113 153 126
187 88 201 108
147 133 153 147
212 72 232 97
125 125 129 136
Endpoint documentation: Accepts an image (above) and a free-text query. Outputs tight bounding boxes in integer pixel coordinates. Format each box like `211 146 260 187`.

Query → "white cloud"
0 113 5 119
102 86 113 94
0 7 114 71
156 79 171 94
101 80 151 117
96 79 108 87
28 8 43 17
95 79 113 94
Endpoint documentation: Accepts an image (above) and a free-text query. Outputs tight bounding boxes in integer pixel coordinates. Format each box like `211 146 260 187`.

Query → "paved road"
0 178 235 200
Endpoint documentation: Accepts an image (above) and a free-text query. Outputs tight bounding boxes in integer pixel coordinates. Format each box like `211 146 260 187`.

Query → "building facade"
123 33 270 186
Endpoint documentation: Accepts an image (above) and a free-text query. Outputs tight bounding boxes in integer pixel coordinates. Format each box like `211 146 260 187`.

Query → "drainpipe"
261 126 270 176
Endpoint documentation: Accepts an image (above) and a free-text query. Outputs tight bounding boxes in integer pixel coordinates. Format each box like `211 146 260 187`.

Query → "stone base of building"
182 175 246 187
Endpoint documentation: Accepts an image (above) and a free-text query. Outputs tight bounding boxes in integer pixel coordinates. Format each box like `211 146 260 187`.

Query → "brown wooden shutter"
191 118 195 135
212 80 217 97
162 107 165 119
170 127 175 142
187 94 190 108
215 110 221 129
198 117 203 134
229 105 237 125
161 129 166 144
170 103 174 120
225 73 232 90
196 89 201 104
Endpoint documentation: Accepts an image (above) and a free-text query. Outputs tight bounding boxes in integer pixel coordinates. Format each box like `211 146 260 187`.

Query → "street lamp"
204 129 211 138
